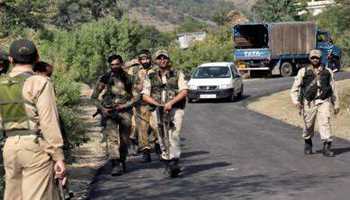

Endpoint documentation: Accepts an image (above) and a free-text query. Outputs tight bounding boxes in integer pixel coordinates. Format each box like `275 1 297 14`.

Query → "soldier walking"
291 49 340 157
133 49 159 162
1 39 66 199
142 50 188 177
91 53 137 176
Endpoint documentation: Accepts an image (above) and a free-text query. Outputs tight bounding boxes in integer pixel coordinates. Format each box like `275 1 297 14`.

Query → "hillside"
124 0 256 32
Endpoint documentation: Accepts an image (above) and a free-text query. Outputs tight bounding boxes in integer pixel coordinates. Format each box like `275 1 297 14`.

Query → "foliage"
169 26 233 74
53 73 88 160
0 0 123 36
251 0 307 22
316 2 350 65
125 0 236 23
39 17 171 83
177 17 209 33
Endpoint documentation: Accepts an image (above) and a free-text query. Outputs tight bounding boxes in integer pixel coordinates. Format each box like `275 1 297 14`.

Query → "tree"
251 0 307 22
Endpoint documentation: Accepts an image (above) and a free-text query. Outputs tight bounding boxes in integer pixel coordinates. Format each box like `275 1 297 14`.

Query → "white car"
188 62 243 102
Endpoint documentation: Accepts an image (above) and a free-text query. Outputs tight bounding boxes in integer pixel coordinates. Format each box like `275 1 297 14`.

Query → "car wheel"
229 91 237 102
188 98 194 103
237 85 243 99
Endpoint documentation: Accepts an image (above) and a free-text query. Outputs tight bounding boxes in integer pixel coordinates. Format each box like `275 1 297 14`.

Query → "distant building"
177 32 207 49
304 0 336 16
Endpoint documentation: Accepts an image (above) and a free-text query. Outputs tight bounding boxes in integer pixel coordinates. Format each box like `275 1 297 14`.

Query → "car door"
230 64 242 94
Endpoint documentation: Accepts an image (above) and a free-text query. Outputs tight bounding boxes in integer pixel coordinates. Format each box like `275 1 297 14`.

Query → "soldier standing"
133 49 159 162
1 39 65 199
91 53 137 176
142 50 188 177
291 49 340 157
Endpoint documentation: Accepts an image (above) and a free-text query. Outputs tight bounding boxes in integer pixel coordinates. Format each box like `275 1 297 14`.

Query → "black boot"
142 149 152 163
322 141 335 157
168 159 182 178
304 138 313 155
154 143 161 155
111 159 126 176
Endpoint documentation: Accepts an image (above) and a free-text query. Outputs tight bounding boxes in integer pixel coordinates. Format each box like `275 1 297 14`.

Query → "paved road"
88 72 350 200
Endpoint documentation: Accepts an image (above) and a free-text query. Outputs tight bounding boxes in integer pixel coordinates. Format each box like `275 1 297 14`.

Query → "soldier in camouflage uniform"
91 53 138 176
142 50 188 177
133 49 159 162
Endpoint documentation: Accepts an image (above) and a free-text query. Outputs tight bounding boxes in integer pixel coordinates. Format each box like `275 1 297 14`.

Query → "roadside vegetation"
1 0 350 197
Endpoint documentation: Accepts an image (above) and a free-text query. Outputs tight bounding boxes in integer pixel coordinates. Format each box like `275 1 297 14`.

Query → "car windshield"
192 66 231 79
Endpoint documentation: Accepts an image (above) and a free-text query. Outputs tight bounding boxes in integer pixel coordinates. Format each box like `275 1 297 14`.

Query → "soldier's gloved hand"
54 160 66 179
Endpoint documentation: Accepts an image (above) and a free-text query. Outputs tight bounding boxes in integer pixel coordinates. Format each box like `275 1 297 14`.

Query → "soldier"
1 39 65 199
142 50 188 177
91 53 137 176
291 49 340 157
0 49 9 75
132 49 160 163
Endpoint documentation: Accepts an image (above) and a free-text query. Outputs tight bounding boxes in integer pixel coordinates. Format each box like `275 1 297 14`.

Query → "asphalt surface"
88 72 350 200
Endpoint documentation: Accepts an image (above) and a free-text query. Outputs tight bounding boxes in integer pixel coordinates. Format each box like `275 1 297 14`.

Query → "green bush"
169 26 234 74
39 17 171 83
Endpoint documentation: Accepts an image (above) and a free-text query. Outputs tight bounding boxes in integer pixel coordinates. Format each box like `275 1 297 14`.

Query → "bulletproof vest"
301 66 333 101
0 72 38 136
102 71 132 108
148 69 186 109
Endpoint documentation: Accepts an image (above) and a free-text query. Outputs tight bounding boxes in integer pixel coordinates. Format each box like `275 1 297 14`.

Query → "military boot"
304 138 313 155
142 149 152 163
167 159 182 178
154 143 161 155
322 141 335 157
111 159 126 176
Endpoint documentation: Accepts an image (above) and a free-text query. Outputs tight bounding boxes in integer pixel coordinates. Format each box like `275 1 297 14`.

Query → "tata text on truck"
233 22 341 77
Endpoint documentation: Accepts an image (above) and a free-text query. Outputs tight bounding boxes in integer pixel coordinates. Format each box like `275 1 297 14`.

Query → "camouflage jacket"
91 70 139 111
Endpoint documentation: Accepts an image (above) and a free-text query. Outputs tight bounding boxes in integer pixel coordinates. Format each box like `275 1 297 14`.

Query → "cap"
9 39 38 64
138 49 151 59
309 49 322 59
154 50 169 59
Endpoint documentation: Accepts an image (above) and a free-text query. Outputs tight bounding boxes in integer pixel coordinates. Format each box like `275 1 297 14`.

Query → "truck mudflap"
234 48 271 61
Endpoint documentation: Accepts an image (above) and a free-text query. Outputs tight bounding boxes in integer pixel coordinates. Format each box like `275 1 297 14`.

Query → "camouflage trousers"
102 112 132 161
302 101 333 142
151 108 185 160
136 106 157 152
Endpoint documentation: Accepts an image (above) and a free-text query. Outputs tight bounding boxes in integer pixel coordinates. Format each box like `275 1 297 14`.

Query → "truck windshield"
192 67 231 79
234 24 268 49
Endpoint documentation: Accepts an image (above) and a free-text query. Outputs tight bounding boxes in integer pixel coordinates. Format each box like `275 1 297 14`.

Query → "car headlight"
220 84 232 89
189 85 197 90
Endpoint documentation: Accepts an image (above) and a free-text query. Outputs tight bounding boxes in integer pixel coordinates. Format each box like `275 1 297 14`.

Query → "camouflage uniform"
91 70 138 162
291 49 339 156
133 64 158 153
142 68 188 161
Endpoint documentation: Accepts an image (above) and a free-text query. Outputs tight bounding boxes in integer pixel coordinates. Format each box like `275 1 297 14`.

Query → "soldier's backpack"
0 73 33 142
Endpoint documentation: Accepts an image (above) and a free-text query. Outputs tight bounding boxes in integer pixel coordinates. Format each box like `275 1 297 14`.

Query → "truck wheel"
280 62 295 77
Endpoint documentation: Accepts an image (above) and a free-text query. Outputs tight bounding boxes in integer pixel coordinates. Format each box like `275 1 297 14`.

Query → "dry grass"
247 80 350 140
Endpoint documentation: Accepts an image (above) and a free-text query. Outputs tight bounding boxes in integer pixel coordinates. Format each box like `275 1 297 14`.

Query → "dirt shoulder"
247 79 350 140
67 83 106 200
